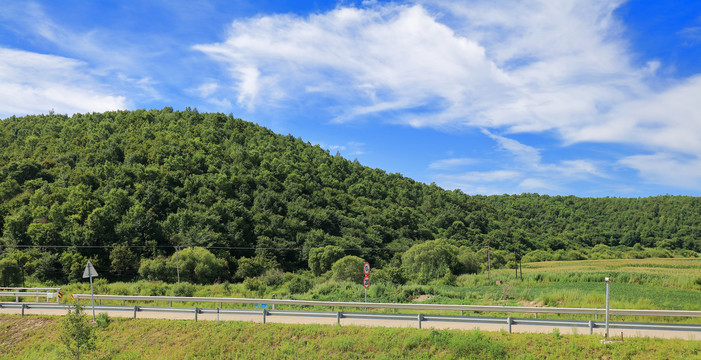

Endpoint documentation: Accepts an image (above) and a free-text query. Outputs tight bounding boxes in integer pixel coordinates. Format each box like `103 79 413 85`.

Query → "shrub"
235 255 278 280
138 256 175 282
457 247 481 274
308 245 345 276
139 247 226 284
522 250 553 263
372 266 406 285
285 272 314 294
402 239 461 284
60 301 96 359
331 255 365 283
243 277 265 292
95 312 110 329
174 247 227 283
172 282 196 297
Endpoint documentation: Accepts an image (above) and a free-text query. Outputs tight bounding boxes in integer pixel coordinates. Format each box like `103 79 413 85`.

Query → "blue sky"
1 0 700 197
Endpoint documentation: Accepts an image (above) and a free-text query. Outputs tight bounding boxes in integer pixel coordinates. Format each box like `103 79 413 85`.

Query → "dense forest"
0 108 698 285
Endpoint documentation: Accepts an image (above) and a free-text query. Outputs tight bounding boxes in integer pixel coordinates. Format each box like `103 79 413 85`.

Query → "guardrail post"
170 301 173 307
337 311 341 325
217 308 220 323
589 320 594 335
36 295 39 302
262 309 267 324
418 314 422 329
331 299 334 312
195 307 198 322
21 303 25 318
507 317 512 333
534 313 538 319
133 306 138 319
595 307 598 321
460 302 463 316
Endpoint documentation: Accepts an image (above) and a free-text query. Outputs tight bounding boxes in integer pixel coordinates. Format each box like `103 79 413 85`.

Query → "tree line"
0 108 698 285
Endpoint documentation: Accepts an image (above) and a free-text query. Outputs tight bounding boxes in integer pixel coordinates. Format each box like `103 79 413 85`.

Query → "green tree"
60 301 96 360
109 244 138 280
308 245 345 276
401 239 461 284
331 255 365 283
174 247 226 283
0 257 21 286
235 255 278 280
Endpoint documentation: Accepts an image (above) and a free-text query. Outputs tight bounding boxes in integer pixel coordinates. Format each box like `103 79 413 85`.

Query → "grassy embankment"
1 315 700 359
7 258 701 323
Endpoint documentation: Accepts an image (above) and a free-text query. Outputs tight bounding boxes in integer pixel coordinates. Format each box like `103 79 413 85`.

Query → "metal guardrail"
71 294 701 318
0 287 62 303
3 302 701 335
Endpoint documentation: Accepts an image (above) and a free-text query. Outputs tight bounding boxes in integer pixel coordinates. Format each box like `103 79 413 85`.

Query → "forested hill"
0 108 699 281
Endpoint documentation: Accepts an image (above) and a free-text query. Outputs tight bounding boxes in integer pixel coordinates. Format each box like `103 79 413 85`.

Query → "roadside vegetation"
4 257 695 325
1 315 699 359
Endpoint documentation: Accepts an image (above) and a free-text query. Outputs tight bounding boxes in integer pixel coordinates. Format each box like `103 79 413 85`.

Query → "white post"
89 267 95 322
605 277 611 339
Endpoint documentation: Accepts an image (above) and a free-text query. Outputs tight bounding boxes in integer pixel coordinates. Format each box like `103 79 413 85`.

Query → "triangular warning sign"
82 260 99 278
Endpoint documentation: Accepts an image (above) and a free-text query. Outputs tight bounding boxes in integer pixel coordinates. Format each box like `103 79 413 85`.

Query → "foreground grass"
1 315 699 360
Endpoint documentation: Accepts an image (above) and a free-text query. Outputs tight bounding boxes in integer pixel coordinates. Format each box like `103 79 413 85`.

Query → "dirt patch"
411 295 432 302
0 317 55 353
520 301 546 307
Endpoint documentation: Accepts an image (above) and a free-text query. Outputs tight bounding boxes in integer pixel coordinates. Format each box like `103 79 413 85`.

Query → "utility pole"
175 246 180 283
485 246 491 281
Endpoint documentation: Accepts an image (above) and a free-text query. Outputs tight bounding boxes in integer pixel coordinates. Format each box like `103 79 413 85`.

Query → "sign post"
83 261 99 322
363 262 370 303
604 277 611 340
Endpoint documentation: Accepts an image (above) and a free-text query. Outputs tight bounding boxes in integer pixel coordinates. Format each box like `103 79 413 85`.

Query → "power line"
0 244 412 252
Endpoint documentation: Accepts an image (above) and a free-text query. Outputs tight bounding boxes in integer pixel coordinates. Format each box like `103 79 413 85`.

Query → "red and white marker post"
363 262 370 303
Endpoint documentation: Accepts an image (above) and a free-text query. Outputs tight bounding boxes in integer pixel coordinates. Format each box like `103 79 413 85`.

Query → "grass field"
1 315 699 359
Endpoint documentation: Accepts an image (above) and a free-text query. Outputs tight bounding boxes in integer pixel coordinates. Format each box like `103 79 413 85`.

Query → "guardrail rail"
0 287 62 303
2 302 701 336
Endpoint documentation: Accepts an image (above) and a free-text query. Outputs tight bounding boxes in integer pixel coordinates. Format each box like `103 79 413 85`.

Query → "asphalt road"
2 304 698 341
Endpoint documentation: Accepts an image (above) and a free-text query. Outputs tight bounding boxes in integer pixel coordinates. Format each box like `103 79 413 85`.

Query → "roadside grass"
4 258 700 324
0 315 699 359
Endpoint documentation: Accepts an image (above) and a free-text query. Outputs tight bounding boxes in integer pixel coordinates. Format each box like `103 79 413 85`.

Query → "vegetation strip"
2 314 700 359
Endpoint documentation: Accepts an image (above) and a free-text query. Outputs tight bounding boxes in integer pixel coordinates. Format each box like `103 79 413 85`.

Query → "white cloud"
620 153 701 189
195 5 509 122
193 82 219 98
429 158 478 170
195 1 701 190
0 48 127 117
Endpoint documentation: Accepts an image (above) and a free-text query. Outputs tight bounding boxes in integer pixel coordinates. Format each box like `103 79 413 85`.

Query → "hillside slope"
0 108 698 282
